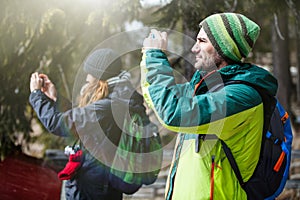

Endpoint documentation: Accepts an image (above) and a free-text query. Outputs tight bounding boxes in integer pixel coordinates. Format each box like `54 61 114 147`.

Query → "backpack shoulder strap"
220 140 245 187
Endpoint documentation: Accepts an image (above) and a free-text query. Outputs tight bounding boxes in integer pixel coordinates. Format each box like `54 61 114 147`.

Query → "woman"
29 48 147 199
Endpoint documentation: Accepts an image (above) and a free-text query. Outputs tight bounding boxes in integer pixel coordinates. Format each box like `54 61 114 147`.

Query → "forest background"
0 0 299 161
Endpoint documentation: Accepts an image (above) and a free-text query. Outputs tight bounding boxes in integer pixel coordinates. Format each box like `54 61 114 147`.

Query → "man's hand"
143 29 168 52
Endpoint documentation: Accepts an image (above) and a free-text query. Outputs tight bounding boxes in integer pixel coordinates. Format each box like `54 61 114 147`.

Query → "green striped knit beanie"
200 13 260 62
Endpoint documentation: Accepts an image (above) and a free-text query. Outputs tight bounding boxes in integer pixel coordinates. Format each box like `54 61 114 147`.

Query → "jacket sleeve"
29 90 107 137
140 49 262 137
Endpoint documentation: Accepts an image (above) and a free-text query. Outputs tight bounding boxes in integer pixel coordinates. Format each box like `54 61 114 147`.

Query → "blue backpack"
218 81 293 199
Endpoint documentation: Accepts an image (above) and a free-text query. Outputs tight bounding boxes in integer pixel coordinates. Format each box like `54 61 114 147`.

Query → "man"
140 13 278 199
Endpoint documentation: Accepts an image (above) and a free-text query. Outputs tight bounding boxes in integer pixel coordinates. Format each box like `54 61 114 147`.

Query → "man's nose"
191 43 199 53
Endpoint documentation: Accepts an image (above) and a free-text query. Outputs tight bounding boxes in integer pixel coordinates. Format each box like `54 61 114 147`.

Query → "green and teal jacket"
140 49 278 200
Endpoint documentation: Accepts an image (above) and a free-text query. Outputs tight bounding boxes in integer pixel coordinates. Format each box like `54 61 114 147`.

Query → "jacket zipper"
210 155 215 200
166 134 185 200
193 70 217 96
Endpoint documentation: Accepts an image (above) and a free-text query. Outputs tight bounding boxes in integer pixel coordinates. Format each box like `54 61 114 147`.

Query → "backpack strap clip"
266 132 282 145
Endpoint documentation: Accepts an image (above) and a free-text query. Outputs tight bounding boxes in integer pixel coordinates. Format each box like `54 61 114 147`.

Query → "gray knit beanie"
83 48 122 80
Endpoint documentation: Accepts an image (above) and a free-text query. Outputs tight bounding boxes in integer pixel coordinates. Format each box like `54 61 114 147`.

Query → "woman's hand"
30 72 44 92
40 73 57 101
30 72 57 101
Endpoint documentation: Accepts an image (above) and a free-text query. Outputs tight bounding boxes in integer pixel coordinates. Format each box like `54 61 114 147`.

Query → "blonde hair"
78 80 109 107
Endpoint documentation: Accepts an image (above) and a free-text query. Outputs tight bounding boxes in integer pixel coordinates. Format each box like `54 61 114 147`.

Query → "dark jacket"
29 75 147 200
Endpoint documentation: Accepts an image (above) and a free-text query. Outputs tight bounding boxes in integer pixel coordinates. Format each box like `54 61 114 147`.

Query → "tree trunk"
296 17 300 105
182 20 196 80
272 9 292 112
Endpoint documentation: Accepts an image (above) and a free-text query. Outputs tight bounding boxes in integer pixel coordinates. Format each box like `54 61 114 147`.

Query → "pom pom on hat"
200 13 260 62
83 48 122 80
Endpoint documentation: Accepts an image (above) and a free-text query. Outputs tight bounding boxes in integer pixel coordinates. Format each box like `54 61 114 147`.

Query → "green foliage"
1 0 299 160
142 0 244 32
0 0 140 160
141 0 298 51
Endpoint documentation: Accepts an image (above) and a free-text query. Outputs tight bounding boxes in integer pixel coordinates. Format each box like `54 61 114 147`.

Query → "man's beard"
195 50 224 72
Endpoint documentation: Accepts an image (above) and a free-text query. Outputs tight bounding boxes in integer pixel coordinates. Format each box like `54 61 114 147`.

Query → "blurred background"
0 0 300 199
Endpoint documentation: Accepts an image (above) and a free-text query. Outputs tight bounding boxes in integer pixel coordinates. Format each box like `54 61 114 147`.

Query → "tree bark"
272 9 292 112
182 17 196 80
295 18 300 105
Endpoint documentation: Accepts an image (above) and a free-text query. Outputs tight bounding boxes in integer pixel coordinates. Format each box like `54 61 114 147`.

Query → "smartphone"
41 77 45 87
